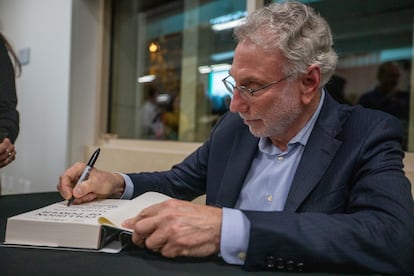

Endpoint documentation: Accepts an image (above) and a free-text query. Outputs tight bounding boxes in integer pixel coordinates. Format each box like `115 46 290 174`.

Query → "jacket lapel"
284 94 350 211
215 127 259 208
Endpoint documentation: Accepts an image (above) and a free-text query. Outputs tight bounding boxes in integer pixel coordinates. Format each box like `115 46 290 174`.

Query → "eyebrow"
228 72 264 84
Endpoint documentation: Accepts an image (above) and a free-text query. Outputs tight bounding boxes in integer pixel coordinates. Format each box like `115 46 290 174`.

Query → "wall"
0 0 72 193
0 0 106 194
68 0 110 167
86 139 201 173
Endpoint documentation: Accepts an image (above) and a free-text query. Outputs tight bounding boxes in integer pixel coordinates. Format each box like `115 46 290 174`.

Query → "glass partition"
290 0 413 150
109 0 414 149
109 0 246 142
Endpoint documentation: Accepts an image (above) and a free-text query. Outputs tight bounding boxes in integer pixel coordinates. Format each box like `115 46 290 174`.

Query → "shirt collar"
259 89 325 154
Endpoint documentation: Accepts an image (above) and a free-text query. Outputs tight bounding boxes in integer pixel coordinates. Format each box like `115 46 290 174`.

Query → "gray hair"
234 1 337 88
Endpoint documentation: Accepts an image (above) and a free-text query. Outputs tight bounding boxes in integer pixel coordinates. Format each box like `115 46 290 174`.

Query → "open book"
4 192 171 252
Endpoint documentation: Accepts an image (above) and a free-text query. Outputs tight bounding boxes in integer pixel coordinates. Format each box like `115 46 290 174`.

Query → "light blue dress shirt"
120 91 326 265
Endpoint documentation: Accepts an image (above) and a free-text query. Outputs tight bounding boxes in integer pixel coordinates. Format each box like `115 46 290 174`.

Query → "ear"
301 64 321 104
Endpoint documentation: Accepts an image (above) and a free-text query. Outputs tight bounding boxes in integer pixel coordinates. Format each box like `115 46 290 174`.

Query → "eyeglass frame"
222 73 293 98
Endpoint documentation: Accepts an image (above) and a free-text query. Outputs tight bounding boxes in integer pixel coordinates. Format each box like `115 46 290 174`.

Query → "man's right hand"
57 162 126 204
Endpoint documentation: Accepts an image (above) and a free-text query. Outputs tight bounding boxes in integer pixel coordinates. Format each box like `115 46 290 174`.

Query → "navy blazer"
129 93 414 274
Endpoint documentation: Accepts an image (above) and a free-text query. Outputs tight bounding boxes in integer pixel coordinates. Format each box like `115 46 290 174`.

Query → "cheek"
259 94 282 113
264 92 298 120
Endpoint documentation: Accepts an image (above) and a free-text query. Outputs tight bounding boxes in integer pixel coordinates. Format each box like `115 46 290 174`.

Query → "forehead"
231 40 285 77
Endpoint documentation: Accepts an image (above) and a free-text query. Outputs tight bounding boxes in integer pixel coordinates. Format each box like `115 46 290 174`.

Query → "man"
358 61 409 120
140 86 161 139
58 1 414 274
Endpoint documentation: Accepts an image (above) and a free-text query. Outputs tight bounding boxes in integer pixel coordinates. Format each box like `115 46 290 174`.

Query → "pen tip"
67 198 73 206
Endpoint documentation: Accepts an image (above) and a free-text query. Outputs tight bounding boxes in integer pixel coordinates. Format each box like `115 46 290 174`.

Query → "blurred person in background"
140 86 160 139
358 61 409 149
0 32 20 193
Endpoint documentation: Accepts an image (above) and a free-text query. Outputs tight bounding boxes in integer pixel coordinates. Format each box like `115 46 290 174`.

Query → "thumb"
73 177 93 197
122 217 134 229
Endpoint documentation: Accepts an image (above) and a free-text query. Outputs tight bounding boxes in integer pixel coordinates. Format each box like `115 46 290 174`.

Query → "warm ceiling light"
149 42 159 53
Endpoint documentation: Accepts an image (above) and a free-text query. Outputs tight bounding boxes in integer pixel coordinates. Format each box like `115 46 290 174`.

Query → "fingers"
122 200 166 229
0 139 16 168
123 213 155 246
57 162 86 200
123 200 222 258
2 148 16 166
123 202 169 249
80 170 125 199
70 191 98 204
57 164 125 203
129 216 167 249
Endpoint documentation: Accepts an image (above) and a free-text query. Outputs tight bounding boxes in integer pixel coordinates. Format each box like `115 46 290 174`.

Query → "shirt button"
266 194 273 202
265 256 276 268
238 251 246 261
286 260 295 271
276 257 284 269
277 156 284 161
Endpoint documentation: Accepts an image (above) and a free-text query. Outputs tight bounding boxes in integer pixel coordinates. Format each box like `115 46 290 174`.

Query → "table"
1 192 260 276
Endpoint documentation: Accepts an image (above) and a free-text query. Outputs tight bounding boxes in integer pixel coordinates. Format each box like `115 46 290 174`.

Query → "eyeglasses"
222 74 292 99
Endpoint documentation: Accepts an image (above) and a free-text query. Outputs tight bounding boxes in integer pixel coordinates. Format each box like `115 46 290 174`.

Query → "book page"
98 192 171 230
9 199 129 225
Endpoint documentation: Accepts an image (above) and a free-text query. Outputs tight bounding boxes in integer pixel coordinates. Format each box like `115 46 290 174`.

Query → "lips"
239 114 256 123
243 118 260 125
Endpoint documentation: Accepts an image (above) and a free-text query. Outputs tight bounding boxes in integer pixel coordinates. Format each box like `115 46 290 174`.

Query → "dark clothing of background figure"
358 87 410 122
358 87 409 149
325 74 351 105
127 93 414 274
0 38 19 143
358 61 410 149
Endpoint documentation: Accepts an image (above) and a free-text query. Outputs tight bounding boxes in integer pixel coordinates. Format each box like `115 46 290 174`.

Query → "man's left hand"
122 199 222 258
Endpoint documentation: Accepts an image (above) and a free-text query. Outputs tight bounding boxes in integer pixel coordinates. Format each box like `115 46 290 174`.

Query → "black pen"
67 148 101 206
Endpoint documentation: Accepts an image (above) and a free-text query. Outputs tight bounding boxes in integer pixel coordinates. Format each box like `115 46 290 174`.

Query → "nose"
229 89 249 113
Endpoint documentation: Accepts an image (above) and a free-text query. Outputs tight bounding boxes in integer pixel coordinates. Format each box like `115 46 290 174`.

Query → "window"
294 0 413 150
109 0 414 149
109 0 245 142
